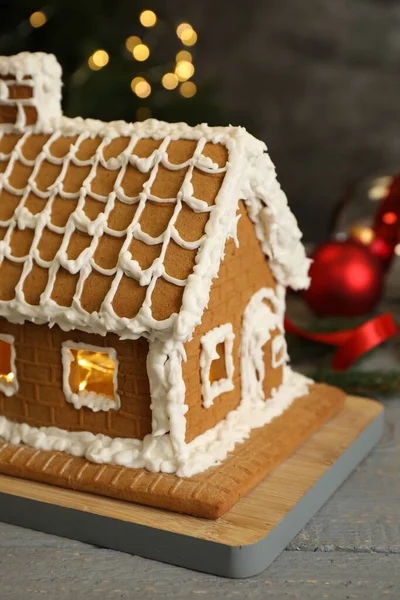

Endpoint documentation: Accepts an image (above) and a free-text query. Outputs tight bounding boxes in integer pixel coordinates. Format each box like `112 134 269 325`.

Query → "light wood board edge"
0 396 383 547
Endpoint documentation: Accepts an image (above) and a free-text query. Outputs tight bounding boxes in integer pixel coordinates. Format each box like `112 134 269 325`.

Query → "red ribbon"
284 312 399 371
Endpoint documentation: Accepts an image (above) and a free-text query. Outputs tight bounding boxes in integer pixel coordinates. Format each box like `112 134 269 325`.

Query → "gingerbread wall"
0 319 152 439
183 202 284 443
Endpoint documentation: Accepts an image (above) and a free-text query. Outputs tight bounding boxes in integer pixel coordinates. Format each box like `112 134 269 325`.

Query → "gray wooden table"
0 396 398 599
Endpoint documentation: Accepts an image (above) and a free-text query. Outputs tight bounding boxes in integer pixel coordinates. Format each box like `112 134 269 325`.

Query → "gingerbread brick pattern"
0 319 152 439
183 202 283 442
0 383 346 518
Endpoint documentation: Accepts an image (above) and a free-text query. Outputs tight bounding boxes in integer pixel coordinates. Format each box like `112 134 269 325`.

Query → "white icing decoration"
241 286 285 403
0 334 18 397
243 152 311 291
0 52 62 131
200 323 235 408
61 341 120 412
0 367 310 477
0 414 178 474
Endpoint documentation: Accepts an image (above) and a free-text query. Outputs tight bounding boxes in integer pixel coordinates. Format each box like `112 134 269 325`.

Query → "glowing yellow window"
0 334 18 397
62 342 120 412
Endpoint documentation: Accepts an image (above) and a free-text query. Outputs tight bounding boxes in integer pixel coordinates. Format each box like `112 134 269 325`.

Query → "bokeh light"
131 77 151 98
92 50 109 67
176 23 191 38
88 50 109 71
139 10 157 27
29 11 47 28
125 36 141 52
351 225 375 245
133 43 150 61
176 50 192 63
180 81 197 98
162 73 179 90
382 211 397 225
175 60 194 81
181 30 197 46
368 177 392 201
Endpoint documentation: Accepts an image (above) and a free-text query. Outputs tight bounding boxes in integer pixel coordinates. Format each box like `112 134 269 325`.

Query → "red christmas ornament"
303 240 384 317
370 175 400 270
331 171 400 271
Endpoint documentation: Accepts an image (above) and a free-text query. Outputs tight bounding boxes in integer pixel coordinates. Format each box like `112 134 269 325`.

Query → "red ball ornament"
303 240 384 317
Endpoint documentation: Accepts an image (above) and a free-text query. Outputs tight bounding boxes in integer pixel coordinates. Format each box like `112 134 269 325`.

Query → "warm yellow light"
75 350 115 398
180 81 197 98
88 56 101 71
136 106 152 121
131 76 145 89
125 35 141 52
1 372 14 383
175 60 194 81
176 22 192 38
181 29 197 46
136 82 151 98
131 77 151 98
29 11 47 28
350 225 375 245
140 9 157 27
395 243 400 256
92 50 109 68
78 358 91 369
176 50 192 63
78 354 114 374
162 72 179 90
368 176 392 201
88 50 109 71
133 43 150 61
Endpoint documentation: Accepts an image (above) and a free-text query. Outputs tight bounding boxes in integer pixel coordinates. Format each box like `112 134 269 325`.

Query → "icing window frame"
61 341 121 412
0 334 18 397
200 323 235 409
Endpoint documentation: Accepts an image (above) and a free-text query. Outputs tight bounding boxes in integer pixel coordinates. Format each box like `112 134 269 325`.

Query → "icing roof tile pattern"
0 129 228 339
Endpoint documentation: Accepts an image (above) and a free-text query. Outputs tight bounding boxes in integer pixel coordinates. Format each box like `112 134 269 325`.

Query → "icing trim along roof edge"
0 117 310 342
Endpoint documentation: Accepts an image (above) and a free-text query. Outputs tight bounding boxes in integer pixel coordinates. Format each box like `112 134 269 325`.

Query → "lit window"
62 342 120 412
0 334 18 397
200 324 234 408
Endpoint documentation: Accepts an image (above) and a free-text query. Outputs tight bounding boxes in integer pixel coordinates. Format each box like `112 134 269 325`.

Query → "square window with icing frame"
61 342 120 412
0 334 18 397
200 323 235 409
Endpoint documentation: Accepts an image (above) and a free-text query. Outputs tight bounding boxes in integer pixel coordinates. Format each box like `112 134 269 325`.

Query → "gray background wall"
171 1 400 240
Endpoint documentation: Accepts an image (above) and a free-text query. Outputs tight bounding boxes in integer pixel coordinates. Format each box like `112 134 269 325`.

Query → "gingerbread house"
0 53 344 518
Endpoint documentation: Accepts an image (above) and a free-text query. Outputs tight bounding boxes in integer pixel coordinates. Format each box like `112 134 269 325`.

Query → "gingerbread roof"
0 54 310 342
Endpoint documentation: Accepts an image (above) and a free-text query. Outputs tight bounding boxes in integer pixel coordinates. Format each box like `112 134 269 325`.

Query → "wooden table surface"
0 395 397 599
